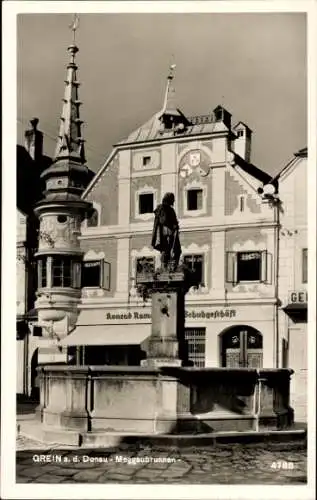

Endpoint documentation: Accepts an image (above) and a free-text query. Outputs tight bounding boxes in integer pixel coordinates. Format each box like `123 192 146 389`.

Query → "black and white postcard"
1 1 316 499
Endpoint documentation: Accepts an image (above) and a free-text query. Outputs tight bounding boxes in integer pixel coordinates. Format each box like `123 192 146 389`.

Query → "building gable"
83 151 119 227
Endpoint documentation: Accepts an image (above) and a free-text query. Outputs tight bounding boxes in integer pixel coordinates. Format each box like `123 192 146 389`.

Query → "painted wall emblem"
189 151 201 167
179 149 211 179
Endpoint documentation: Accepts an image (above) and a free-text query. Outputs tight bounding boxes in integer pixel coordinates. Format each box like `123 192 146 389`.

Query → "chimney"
233 122 252 163
213 105 232 130
24 118 43 161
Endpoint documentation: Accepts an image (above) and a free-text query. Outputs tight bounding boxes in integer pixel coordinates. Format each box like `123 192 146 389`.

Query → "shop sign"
106 311 151 321
105 308 236 322
289 290 307 304
185 309 236 320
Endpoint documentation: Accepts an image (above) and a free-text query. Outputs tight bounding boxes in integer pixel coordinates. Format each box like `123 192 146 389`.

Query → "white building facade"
277 148 308 422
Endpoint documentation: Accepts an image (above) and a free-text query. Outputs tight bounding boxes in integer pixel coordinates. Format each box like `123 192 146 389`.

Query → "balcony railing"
187 114 215 126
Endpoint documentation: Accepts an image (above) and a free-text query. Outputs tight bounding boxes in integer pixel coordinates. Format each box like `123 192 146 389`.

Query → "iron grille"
185 327 206 367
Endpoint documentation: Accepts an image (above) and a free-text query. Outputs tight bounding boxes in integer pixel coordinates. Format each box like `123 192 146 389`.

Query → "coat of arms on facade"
189 151 201 167
179 149 210 178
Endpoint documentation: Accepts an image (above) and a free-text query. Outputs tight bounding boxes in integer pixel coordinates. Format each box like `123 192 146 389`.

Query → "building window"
17 321 28 340
302 248 308 283
57 214 67 224
239 195 245 212
282 338 288 368
33 326 42 337
237 251 261 282
142 156 151 166
183 254 204 286
37 258 47 288
82 260 101 287
226 250 268 284
52 257 72 287
136 256 155 276
185 328 206 367
187 189 203 211
87 209 99 227
139 193 154 214
183 184 207 217
82 260 110 290
237 130 244 137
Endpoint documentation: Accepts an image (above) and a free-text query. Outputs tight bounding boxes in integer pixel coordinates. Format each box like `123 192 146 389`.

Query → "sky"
17 12 307 177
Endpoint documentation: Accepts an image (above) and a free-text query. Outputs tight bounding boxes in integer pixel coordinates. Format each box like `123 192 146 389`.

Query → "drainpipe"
24 324 29 395
274 199 281 368
258 184 281 369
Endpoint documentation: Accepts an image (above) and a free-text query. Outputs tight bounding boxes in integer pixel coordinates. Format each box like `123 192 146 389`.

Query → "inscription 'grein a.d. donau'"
105 309 236 321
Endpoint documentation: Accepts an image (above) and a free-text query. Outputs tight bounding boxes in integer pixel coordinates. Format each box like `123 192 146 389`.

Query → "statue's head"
162 192 175 206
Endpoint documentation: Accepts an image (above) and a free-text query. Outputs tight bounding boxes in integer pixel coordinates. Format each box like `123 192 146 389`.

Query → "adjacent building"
277 147 308 422
16 122 51 396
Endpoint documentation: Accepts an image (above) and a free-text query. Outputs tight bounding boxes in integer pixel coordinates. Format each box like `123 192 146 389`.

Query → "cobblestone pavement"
16 435 307 484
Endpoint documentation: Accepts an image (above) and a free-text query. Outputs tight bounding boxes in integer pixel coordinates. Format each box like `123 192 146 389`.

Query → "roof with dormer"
115 111 226 146
82 67 271 197
115 66 232 147
233 121 253 133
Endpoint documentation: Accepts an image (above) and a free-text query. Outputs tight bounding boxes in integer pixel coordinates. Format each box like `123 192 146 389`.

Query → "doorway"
220 326 263 368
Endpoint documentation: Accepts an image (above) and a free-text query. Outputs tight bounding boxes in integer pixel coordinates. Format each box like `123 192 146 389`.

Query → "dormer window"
161 115 174 130
237 130 244 137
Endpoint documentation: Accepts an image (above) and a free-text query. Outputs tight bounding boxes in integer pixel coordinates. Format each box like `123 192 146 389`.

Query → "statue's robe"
151 203 181 266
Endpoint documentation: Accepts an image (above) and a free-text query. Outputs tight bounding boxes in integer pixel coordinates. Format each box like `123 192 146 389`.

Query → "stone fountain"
28 193 295 446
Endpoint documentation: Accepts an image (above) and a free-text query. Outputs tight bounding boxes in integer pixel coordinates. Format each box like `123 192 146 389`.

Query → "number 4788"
271 461 294 470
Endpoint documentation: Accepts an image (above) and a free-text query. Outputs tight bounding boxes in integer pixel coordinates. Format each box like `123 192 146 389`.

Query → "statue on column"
151 192 181 271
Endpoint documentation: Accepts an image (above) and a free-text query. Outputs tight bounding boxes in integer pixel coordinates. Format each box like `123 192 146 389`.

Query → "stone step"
18 420 307 449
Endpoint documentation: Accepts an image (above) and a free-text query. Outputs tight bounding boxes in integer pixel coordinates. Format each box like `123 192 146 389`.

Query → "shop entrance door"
221 326 263 368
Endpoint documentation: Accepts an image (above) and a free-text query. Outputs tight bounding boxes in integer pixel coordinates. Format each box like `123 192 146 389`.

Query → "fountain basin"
35 366 294 443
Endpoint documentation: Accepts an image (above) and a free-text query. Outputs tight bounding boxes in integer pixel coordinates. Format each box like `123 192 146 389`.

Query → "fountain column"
137 266 193 367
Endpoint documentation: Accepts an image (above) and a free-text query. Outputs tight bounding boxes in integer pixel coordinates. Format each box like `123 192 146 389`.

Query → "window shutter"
226 252 237 284
266 252 273 284
197 190 203 210
261 250 268 283
103 261 111 291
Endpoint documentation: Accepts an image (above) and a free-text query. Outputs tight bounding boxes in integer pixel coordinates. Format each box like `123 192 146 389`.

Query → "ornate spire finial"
168 63 176 80
162 63 177 112
54 17 85 163
69 13 79 44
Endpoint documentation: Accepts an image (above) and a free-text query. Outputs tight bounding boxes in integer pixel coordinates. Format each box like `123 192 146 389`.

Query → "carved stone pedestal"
137 268 191 368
